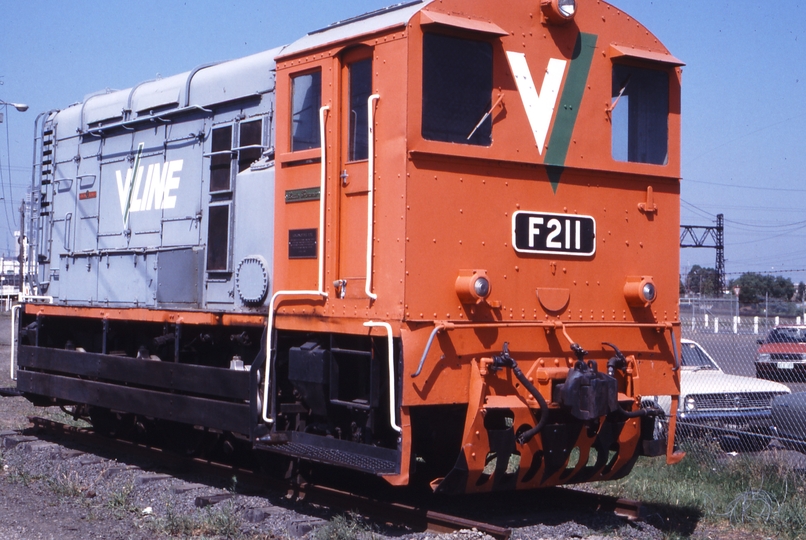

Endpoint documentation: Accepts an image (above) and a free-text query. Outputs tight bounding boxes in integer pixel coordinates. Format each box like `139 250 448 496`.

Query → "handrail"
10 295 54 380
365 94 380 300
411 320 681 378
318 105 330 291
364 321 401 433
261 105 331 424
10 304 21 380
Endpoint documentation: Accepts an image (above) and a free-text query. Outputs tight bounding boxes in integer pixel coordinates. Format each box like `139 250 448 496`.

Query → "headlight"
541 0 577 24
624 276 657 307
642 282 657 302
685 396 696 411
757 353 771 362
473 276 491 298
455 270 492 304
558 0 576 17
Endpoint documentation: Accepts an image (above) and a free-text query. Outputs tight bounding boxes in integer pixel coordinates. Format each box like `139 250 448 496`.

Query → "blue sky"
1 1 805 286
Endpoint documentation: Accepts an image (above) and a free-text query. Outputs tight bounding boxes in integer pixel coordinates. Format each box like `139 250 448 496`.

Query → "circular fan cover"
236 256 269 305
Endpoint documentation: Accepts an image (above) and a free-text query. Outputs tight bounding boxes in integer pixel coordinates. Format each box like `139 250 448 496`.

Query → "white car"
655 339 791 452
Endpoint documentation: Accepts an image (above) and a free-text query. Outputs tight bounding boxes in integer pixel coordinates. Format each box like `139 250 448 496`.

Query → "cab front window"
422 33 493 146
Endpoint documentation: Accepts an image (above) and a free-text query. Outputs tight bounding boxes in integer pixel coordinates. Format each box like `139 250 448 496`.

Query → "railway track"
26 416 645 539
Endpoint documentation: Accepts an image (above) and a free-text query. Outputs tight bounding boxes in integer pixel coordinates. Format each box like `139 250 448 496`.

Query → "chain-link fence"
668 297 806 469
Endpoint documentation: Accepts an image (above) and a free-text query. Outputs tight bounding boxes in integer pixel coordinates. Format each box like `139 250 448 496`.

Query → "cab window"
422 33 493 146
611 64 669 165
291 71 322 151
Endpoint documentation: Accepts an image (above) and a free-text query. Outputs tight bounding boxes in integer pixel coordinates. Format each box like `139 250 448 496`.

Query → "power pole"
18 200 24 296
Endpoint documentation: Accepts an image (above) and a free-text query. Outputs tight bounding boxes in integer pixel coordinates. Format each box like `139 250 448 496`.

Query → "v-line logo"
505 33 598 191
116 143 183 226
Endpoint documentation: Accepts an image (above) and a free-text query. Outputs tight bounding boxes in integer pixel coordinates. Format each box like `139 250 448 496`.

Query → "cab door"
336 48 374 295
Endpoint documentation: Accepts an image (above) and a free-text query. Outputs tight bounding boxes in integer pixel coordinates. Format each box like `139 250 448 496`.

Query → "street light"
0 98 28 296
0 100 28 112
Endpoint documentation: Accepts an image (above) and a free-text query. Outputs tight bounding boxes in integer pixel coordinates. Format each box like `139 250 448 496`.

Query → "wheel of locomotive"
154 420 207 457
88 406 119 437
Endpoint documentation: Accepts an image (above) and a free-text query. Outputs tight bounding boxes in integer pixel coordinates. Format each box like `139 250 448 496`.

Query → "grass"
597 439 806 539
47 470 84 498
106 482 136 517
311 513 377 540
159 500 243 539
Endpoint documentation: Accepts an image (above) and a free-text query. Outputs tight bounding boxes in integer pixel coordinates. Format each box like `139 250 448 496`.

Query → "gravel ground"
0 311 759 539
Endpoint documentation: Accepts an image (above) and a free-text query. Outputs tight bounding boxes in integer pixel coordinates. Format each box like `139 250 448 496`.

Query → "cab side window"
611 64 669 165
422 33 493 146
291 71 322 151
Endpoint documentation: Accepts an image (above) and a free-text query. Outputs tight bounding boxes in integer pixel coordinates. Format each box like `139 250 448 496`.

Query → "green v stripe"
545 32 598 193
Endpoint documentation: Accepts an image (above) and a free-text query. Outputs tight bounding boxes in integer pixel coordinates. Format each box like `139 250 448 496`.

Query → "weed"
106 482 136 516
8 467 35 486
47 470 84 498
311 513 377 540
162 502 196 536
200 501 242 539
158 500 243 539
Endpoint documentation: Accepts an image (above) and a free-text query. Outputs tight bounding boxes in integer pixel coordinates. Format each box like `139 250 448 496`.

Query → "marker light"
541 0 577 24
456 270 492 304
624 276 657 307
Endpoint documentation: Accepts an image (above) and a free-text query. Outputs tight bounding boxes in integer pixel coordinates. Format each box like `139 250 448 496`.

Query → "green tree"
729 273 795 304
686 265 719 296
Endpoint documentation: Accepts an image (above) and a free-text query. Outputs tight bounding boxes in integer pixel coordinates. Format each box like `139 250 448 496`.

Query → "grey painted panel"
96 253 156 306
157 248 202 306
74 149 101 253
232 165 275 308
52 105 82 140
162 218 201 247
131 72 187 114
60 256 98 303
205 279 234 305
188 48 280 107
82 89 128 126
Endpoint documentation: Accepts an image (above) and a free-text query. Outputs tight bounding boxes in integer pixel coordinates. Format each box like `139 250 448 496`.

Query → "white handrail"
261 105 331 424
10 295 54 381
364 320 401 433
365 94 380 300
10 304 21 380
318 105 330 291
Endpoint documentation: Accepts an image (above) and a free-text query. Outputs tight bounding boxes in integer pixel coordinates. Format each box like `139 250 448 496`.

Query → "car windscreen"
680 342 717 369
765 328 806 343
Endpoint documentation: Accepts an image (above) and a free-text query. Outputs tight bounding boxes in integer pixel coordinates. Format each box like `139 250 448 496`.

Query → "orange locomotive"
16 0 684 494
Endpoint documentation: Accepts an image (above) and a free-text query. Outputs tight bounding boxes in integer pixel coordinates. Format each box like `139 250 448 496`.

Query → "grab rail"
365 94 380 300
364 321 401 433
261 105 331 424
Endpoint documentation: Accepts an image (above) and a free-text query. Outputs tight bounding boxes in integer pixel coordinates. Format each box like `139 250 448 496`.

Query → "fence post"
705 313 709 328
714 317 719 334
733 316 738 334
754 316 759 334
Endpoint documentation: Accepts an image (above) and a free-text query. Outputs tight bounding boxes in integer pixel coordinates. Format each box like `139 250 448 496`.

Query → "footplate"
254 431 400 475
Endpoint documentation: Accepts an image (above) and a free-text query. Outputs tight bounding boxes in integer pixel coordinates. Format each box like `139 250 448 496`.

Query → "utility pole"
18 200 24 296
